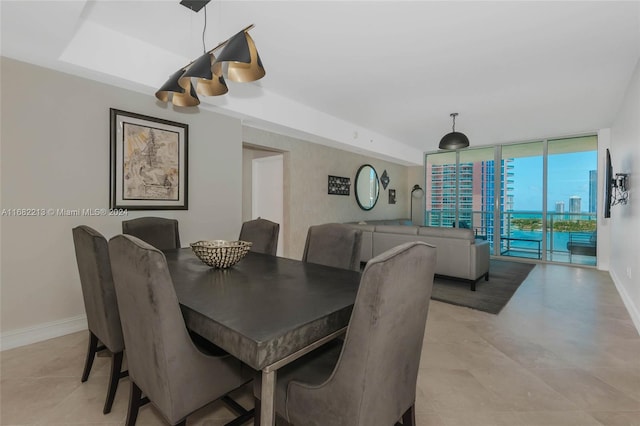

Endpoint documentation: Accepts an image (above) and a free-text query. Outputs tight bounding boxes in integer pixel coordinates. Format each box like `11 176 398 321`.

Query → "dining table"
163 248 362 426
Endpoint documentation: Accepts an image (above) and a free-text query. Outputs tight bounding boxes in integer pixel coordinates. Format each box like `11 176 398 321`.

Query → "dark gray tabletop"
164 249 361 370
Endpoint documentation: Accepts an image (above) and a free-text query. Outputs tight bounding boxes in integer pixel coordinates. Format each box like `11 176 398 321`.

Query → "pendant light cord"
202 5 207 53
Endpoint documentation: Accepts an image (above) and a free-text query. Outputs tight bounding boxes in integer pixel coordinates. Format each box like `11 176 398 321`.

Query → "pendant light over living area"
439 113 469 150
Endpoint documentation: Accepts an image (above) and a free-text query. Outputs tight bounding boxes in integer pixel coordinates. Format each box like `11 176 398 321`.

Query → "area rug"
431 259 536 314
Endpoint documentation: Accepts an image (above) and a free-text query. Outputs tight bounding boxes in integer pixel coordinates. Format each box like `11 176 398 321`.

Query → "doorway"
243 147 284 256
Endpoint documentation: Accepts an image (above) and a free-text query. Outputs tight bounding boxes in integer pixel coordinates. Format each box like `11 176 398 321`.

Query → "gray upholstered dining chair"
239 218 280 256
254 241 437 426
302 223 362 271
108 234 253 426
122 217 180 250
72 225 127 415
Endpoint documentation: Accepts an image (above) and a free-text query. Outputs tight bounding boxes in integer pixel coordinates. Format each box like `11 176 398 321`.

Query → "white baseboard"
610 270 640 335
0 315 88 351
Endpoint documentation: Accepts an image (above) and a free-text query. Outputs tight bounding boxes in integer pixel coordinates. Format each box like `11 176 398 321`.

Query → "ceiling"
2 1 639 165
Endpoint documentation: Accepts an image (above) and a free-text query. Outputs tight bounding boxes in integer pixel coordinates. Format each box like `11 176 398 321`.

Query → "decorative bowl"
190 240 253 268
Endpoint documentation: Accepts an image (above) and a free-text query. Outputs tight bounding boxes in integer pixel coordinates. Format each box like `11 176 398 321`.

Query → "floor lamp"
410 184 424 225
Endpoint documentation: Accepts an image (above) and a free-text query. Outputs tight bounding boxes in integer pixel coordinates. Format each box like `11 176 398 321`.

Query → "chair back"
109 234 249 424
108 234 197 420
122 217 180 250
72 226 123 353
239 218 279 256
302 223 362 271
288 241 437 425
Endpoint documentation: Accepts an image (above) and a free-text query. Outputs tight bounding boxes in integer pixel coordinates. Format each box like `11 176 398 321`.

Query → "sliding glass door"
499 142 544 260
425 151 456 227
546 136 598 265
458 148 495 246
424 135 598 266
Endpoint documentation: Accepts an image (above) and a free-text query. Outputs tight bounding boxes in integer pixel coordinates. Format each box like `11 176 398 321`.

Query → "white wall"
242 147 282 222
252 154 284 257
597 128 612 271
610 58 640 331
0 58 243 347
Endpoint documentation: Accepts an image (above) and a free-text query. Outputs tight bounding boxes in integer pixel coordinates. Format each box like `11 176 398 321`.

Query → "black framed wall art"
110 109 188 210
328 175 351 196
388 189 396 204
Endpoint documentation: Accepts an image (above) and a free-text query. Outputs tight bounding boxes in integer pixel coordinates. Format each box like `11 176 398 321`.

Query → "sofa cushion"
348 224 377 232
418 226 474 241
375 225 419 235
347 219 412 227
381 219 413 226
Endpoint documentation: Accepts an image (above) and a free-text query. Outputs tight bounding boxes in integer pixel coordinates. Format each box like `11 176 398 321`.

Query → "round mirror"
355 164 380 210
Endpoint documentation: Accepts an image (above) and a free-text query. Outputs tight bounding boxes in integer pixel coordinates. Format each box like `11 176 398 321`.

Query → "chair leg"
103 350 127 414
81 331 100 382
126 381 143 426
221 394 255 426
401 404 416 426
224 409 255 426
253 397 261 425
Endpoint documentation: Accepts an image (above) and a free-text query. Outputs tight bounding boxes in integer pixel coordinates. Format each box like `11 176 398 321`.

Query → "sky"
511 151 598 212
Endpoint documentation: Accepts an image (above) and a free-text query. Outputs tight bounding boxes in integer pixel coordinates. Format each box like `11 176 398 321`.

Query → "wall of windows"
424 135 598 266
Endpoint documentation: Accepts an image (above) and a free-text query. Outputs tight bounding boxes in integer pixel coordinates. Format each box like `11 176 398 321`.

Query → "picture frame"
380 170 390 189
328 175 351 196
388 189 396 204
110 108 188 210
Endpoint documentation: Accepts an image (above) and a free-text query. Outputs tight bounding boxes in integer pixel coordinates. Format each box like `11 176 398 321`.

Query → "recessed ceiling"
2 1 639 165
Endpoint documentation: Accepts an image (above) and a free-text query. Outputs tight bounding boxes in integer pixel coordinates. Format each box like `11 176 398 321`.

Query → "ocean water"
502 229 592 252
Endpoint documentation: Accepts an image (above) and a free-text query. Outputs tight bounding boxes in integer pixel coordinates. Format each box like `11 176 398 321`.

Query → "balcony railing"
425 210 597 266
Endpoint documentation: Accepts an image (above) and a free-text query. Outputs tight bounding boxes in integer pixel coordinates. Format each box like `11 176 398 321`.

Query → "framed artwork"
380 170 390 189
328 175 351 196
388 189 396 204
110 108 188 210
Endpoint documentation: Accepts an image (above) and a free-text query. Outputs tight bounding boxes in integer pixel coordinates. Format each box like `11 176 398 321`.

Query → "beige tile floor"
2 263 639 425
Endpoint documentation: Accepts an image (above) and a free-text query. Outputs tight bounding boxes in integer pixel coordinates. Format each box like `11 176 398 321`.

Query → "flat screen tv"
604 148 613 218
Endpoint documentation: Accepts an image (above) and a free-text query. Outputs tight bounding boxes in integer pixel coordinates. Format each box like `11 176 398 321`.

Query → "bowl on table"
190 240 252 268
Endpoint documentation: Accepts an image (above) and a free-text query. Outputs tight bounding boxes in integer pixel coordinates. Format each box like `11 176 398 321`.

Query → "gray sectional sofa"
346 220 490 290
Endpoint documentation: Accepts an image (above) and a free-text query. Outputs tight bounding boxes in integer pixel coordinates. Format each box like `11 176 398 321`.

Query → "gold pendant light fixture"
182 48 228 96
155 67 201 107
155 0 266 106
218 29 265 83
